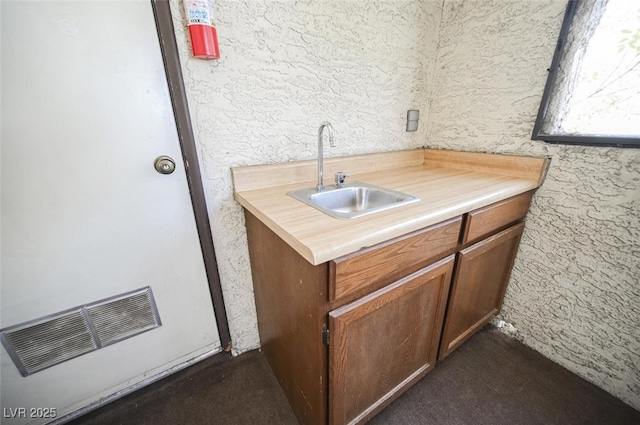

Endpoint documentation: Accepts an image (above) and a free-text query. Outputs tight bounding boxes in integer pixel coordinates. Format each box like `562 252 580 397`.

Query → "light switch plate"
406 110 419 132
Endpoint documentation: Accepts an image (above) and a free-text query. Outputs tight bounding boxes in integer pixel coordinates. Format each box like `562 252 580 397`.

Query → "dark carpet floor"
68 327 640 425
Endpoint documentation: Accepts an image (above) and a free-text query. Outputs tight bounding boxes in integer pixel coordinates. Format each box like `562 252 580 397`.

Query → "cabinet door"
439 222 525 360
328 256 454 425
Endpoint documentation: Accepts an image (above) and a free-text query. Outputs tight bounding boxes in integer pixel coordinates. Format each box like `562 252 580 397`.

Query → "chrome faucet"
316 121 336 191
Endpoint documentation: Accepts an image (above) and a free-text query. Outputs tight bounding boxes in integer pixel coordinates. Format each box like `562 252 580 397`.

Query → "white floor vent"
0 287 161 376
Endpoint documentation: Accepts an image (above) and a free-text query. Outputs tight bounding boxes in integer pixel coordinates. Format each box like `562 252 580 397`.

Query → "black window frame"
532 0 640 148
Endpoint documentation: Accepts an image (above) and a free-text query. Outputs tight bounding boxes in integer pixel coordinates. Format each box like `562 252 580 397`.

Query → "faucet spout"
317 121 336 192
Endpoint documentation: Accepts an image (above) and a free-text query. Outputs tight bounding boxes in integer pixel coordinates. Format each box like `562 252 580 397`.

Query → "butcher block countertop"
231 149 550 265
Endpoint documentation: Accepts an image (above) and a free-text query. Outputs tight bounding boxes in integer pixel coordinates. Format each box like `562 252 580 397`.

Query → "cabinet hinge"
322 323 330 346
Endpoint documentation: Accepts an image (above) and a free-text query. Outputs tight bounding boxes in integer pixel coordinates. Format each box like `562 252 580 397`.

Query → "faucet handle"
335 171 349 188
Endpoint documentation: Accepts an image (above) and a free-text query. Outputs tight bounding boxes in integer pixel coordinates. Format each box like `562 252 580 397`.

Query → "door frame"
152 0 231 350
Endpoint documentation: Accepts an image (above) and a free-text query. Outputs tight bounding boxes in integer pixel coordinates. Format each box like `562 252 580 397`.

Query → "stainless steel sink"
287 182 420 219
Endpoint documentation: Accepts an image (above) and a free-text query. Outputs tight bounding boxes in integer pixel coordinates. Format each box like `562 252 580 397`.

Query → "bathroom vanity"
232 149 549 425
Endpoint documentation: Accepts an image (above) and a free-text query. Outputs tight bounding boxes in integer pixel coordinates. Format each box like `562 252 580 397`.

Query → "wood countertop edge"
235 191 319 264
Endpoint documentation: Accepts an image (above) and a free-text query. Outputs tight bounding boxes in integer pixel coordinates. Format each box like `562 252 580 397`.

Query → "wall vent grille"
0 287 161 376
87 291 160 346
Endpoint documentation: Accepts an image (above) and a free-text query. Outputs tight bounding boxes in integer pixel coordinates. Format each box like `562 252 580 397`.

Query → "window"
532 0 640 148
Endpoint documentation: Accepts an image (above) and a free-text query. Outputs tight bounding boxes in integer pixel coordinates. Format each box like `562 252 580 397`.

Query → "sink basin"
287 182 420 219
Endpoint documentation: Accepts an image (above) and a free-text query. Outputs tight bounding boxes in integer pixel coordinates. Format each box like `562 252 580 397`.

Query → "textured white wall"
426 0 640 410
169 0 443 354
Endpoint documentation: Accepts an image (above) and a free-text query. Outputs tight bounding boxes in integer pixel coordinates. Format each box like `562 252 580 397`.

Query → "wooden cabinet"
461 191 533 246
329 257 454 425
438 222 525 360
245 212 329 425
245 212 460 425
436 191 533 360
329 218 461 306
243 190 535 425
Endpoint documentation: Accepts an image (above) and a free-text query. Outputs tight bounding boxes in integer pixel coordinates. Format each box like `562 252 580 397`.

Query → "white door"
1 1 221 423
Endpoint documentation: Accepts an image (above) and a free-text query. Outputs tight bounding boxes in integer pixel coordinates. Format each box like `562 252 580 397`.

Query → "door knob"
154 156 176 174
